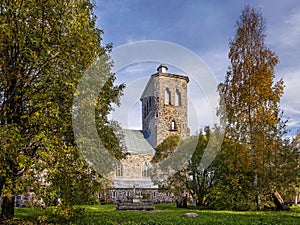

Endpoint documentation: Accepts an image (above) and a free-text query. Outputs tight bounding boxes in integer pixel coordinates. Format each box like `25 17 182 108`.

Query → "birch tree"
218 6 286 209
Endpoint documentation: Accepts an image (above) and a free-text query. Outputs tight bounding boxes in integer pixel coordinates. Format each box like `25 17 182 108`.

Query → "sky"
94 0 300 136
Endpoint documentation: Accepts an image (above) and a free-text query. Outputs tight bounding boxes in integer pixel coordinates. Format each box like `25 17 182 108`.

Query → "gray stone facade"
107 129 175 204
0 191 45 208
108 188 175 204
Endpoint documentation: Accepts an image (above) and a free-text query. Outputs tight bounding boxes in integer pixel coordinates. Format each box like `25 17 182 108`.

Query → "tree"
218 5 287 209
151 135 180 163
153 128 219 207
186 127 213 206
294 132 300 204
209 136 256 210
0 0 123 220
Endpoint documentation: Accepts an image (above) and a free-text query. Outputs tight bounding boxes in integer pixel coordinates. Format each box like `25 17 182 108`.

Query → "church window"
175 89 181 106
142 161 149 177
149 97 152 107
144 104 146 116
171 120 177 130
165 88 171 105
116 163 123 177
146 101 149 113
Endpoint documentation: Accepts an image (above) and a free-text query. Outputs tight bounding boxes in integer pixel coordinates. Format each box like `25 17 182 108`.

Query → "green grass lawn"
7 204 300 224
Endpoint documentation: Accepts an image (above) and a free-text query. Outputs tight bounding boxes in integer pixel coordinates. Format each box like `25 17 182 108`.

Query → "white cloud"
201 48 229 82
282 68 300 102
280 67 300 134
270 7 300 48
281 11 300 47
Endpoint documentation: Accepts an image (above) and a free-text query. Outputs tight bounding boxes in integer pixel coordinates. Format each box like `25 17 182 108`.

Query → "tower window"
175 89 181 106
116 163 123 177
142 161 149 177
171 120 177 130
165 88 171 105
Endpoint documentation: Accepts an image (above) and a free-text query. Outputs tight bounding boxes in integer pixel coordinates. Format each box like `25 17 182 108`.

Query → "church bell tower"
140 64 190 147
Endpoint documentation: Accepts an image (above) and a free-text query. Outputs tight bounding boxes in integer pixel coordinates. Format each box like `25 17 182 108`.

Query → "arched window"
175 89 181 106
116 163 123 177
142 161 149 177
165 88 171 105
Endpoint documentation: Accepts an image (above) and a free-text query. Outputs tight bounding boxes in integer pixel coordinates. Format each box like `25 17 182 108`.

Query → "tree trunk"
248 107 261 210
1 194 15 220
272 191 286 211
182 195 188 208
253 171 260 209
0 177 4 196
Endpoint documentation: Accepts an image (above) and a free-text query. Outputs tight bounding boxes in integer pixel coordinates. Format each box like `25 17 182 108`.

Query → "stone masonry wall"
141 72 190 147
119 154 152 179
108 188 176 204
155 73 189 146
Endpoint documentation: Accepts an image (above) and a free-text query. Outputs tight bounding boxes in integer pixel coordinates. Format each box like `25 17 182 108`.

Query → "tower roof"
157 64 168 73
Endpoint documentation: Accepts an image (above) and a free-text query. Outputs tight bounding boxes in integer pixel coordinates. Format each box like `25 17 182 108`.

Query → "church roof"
122 129 155 155
113 178 158 189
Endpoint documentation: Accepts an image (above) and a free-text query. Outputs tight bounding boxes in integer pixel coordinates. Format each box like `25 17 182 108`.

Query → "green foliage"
186 127 212 206
152 135 181 163
208 134 298 210
45 206 85 224
37 148 104 207
0 125 27 196
0 0 124 220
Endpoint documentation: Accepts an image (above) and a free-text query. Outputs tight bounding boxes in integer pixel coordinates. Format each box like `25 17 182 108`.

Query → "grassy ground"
6 204 300 224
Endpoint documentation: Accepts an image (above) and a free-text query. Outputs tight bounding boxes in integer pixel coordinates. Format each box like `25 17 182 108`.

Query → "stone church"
108 64 189 203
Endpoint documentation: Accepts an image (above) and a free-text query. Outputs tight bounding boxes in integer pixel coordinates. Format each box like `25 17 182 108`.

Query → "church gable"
112 129 156 188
